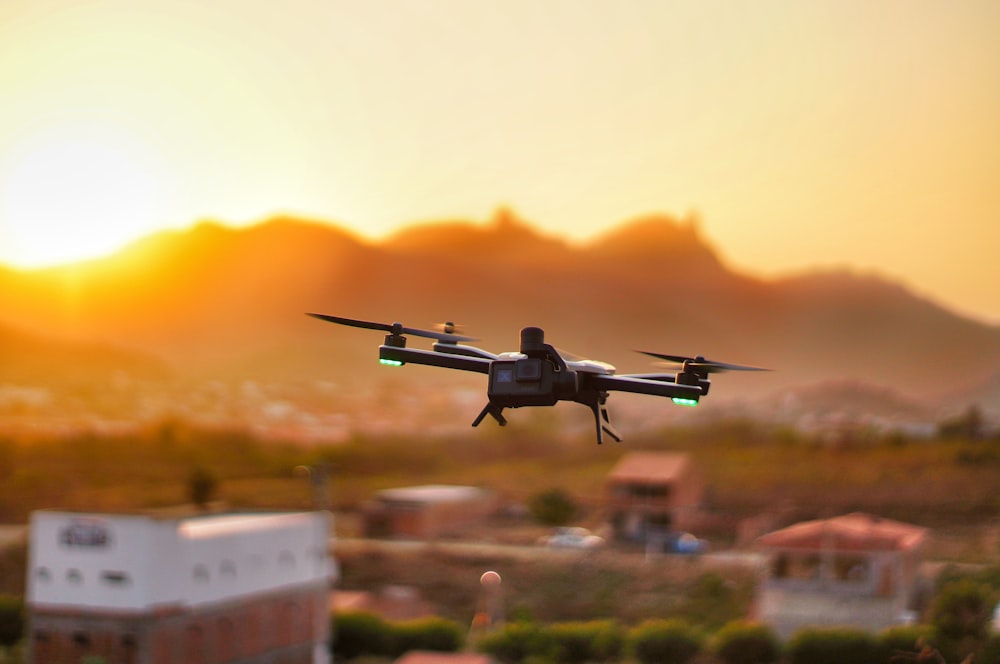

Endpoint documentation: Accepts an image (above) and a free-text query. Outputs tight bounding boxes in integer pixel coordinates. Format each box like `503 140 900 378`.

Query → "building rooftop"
756 512 927 552
607 452 692 484
376 484 489 505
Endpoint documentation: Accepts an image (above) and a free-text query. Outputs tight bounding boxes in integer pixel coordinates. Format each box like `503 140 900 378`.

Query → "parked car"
663 531 709 554
538 526 606 549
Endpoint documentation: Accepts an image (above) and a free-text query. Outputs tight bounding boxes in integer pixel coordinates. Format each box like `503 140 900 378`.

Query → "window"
834 555 870 583
220 560 237 578
102 570 131 586
772 553 821 580
35 567 51 582
67 568 83 584
630 484 670 499
192 564 210 582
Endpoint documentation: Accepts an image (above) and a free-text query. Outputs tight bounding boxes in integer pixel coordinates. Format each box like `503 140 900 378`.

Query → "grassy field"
1 418 997 547
334 541 758 627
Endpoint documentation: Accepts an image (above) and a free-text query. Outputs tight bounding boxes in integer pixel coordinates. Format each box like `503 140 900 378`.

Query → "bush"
678 572 749 629
527 488 577 527
391 616 464 655
0 595 23 649
785 626 882 664
928 578 995 662
877 624 938 660
978 634 1000 664
476 622 554 664
544 620 624 663
929 579 994 642
712 620 781 664
332 611 393 659
627 619 702 664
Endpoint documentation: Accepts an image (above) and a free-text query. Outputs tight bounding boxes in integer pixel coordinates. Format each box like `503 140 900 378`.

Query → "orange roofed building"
754 512 928 639
606 452 704 545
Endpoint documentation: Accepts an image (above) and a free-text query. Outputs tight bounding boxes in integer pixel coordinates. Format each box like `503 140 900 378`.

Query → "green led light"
672 397 699 407
379 358 404 367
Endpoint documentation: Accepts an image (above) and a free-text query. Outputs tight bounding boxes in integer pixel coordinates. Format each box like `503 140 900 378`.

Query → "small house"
605 452 704 544
755 512 928 639
363 485 496 539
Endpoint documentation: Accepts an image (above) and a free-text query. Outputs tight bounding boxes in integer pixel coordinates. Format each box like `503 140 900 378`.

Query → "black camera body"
487 328 578 408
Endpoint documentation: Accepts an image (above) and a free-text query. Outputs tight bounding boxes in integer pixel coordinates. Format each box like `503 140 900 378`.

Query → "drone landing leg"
600 404 622 443
472 403 507 428
582 394 622 444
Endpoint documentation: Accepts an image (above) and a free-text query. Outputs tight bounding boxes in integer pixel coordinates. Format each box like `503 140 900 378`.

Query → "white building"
754 512 927 640
27 510 335 664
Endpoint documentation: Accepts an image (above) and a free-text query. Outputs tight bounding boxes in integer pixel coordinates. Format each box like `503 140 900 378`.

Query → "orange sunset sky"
1 0 998 323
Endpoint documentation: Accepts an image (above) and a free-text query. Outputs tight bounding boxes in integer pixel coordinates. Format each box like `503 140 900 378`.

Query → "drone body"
309 313 767 443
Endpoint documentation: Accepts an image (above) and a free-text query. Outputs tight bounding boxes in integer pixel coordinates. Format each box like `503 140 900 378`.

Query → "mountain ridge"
0 213 997 417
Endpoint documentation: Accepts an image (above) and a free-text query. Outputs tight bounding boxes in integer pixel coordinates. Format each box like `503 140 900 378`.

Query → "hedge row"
332 612 465 660
330 611 1000 664
473 620 1000 664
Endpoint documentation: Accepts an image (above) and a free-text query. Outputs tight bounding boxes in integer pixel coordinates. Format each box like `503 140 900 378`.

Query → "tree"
187 466 218 509
527 488 577 527
930 579 992 642
928 578 994 661
0 594 24 649
937 405 985 440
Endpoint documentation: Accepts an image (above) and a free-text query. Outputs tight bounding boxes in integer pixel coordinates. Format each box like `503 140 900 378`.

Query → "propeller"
435 321 465 336
636 350 770 374
307 313 476 343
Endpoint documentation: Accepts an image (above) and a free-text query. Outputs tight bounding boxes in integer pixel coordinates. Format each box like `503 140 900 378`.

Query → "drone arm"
432 342 500 361
617 373 677 383
379 345 491 374
582 373 703 400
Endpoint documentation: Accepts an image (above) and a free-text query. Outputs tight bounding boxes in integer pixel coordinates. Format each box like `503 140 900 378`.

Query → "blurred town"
1 217 998 663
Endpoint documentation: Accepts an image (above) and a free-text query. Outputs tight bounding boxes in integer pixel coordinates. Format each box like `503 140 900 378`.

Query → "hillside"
0 211 998 419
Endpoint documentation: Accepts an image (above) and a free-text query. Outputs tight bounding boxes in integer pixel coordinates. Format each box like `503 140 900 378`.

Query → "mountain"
0 319 166 385
0 211 998 418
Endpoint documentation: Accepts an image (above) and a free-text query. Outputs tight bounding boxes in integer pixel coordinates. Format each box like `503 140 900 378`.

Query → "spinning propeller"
636 351 770 375
307 313 475 343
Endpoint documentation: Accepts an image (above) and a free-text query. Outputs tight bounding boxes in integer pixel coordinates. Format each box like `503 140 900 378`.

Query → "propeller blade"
307 313 476 342
308 313 392 332
635 350 770 373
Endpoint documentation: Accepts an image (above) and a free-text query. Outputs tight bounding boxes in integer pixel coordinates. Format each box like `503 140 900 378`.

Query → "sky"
1 0 998 323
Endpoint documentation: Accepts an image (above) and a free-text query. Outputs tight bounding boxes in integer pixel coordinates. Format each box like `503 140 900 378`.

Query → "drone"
309 313 768 443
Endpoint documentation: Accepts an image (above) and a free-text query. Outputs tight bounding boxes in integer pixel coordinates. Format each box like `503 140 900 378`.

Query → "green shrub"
928 578 995 662
877 624 937 660
391 616 464 655
712 620 781 664
0 595 23 649
929 579 993 642
785 626 882 664
527 488 577 526
544 620 624 663
332 611 393 659
978 634 1000 664
476 622 554 664
627 618 702 664
678 572 750 629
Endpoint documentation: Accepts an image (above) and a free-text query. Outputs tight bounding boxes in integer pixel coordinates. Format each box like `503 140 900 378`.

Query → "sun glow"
1 123 167 268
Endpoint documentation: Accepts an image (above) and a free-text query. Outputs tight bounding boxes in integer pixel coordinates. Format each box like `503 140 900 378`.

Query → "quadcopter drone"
309 313 768 443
